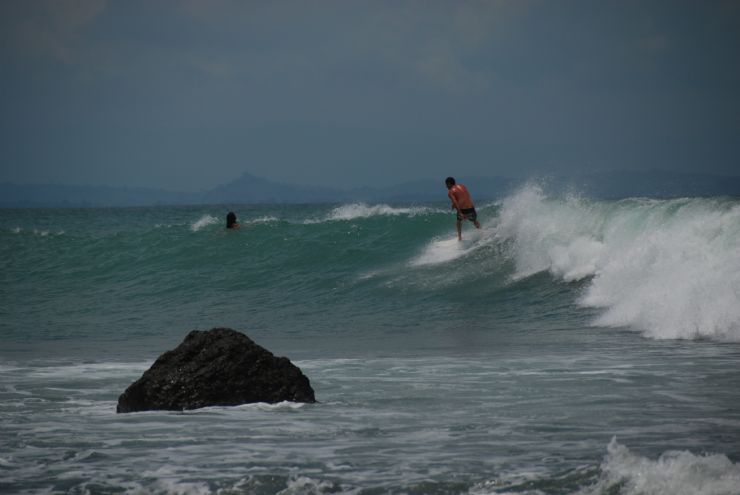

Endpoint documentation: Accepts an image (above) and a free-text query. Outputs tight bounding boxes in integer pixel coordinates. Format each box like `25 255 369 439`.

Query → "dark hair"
226 211 237 229
445 177 456 186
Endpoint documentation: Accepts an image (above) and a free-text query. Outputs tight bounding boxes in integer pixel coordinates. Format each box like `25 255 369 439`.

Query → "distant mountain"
204 173 520 204
2 170 739 208
349 176 519 203
202 172 342 204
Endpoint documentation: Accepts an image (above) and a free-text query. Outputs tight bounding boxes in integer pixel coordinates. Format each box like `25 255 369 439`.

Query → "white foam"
21 361 149 380
190 400 307 414
249 400 307 412
495 186 607 281
190 215 220 232
327 203 435 221
124 477 212 495
249 215 279 224
577 437 740 495
278 476 342 495
494 184 740 341
410 229 489 266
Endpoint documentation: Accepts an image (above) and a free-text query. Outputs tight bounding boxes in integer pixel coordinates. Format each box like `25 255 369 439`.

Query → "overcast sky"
1 1 739 191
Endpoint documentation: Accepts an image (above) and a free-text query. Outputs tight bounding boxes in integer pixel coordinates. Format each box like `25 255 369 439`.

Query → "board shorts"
457 207 477 222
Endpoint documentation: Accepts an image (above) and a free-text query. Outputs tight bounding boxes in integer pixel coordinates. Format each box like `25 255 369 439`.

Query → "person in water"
226 211 239 229
445 177 480 240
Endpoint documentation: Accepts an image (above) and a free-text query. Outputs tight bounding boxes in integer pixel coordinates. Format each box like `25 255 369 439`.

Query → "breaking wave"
494 184 740 341
190 214 220 232
327 203 437 221
578 437 740 495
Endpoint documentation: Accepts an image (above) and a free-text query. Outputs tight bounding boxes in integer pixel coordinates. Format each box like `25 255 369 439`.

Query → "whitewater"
1 184 739 494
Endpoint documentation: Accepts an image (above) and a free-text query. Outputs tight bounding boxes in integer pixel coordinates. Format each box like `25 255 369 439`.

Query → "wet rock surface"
117 328 315 413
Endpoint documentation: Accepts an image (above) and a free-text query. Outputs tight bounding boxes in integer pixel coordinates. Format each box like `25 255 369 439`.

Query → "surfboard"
411 229 486 266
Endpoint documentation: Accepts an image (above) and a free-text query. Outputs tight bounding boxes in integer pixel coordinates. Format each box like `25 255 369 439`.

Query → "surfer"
226 211 239 229
445 177 480 240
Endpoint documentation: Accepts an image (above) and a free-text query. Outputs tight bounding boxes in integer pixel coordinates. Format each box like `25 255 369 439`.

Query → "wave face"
494 185 740 341
1 189 739 352
2 195 740 494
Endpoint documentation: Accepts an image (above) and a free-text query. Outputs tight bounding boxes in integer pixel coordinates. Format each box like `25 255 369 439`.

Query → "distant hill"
203 172 341 204
2 170 739 208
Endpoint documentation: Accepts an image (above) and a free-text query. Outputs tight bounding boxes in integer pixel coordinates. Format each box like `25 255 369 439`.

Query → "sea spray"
494 184 740 341
577 437 740 495
410 228 493 266
190 214 220 232
494 185 609 282
327 203 439 221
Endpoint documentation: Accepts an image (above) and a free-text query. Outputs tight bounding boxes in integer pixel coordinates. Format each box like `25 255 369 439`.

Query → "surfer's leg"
464 208 480 229
456 220 462 240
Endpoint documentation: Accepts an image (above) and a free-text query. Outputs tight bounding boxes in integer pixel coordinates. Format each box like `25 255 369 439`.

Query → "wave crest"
495 184 740 341
190 215 220 232
578 437 740 495
327 203 435 221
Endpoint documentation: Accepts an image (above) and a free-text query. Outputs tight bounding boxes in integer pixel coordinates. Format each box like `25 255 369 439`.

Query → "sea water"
1 184 740 494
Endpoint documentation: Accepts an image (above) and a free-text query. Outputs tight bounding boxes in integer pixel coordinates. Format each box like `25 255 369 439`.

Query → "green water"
2 188 740 494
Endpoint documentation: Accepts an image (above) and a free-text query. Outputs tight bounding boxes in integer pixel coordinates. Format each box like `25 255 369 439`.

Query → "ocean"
2 184 740 494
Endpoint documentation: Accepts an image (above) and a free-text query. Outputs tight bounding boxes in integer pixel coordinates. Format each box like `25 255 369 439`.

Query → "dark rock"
117 328 315 413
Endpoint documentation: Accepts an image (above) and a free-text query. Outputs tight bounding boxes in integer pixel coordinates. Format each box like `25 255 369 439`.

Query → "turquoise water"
2 185 740 494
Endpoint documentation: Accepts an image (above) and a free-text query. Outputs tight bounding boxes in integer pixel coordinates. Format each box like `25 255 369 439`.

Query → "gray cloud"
1 0 106 62
1 1 738 191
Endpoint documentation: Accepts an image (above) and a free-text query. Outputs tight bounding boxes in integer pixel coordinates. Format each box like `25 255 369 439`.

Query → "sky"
1 0 739 191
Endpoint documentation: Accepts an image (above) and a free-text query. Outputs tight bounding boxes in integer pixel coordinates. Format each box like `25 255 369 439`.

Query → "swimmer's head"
226 211 238 229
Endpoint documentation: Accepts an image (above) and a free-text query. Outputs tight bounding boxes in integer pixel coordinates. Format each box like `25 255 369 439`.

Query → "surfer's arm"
448 191 463 216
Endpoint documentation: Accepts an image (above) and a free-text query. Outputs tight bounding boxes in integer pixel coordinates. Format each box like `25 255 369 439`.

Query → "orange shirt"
448 184 475 210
